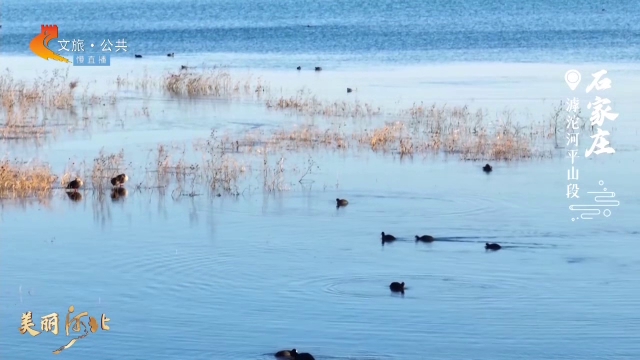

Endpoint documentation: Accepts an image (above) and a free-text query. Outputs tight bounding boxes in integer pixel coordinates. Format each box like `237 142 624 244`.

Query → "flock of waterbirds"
59 99 495 359
379 229 501 252
273 164 499 359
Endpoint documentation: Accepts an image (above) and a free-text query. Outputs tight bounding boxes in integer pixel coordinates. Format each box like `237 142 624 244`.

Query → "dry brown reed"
0 159 58 199
263 102 553 160
109 70 564 161
90 149 128 192
269 124 349 151
116 68 270 99
265 89 381 118
262 152 288 192
1 67 582 202
164 69 268 98
549 100 593 148
61 159 86 189
356 121 407 152
389 102 557 160
193 134 248 195
1 70 117 140
116 69 155 92
151 144 201 190
0 69 76 111
176 100 559 172
115 68 268 99
292 155 320 185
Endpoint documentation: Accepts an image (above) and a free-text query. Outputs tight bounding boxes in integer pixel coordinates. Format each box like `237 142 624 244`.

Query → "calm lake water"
2 0 640 359
2 0 640 65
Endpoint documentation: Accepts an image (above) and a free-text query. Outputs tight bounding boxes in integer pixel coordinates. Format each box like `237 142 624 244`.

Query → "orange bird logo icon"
30 25 71 63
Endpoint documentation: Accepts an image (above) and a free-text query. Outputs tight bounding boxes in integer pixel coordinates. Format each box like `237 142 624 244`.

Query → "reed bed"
116 68 268 98
393 102 558 160
217 102 556 161
0 159 58 199
0 101 559 200
191 133 250 195
0 69 76 111
190 102 557 162
265 89 381 118
164 70 267 97
152 143 202 192
1 68 588 201
0 70 117 141
90 149 129 192
269 125 349 151
116 69 155 91
1 68 562 156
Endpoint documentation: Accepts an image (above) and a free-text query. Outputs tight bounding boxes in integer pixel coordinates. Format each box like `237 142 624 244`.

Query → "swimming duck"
336 198 349 207
296 66 301 70
66 178 83 192
485 242 501 250
389 281 405 293
347 88 352 93
134 54 142 58
381 232 396 242
275 348 297 359
415 235 435 242
294 352 315 360
110 173 128 187
483 164 492 172
314 67 322 71
167 52 174 57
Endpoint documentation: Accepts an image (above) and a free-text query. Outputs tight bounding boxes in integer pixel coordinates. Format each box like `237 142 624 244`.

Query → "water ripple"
288 272 550 302
347 190 518 219
111 246 237 299
258 353 395 360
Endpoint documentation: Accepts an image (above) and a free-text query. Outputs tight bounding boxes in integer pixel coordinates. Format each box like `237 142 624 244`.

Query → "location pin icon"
565 69 581 91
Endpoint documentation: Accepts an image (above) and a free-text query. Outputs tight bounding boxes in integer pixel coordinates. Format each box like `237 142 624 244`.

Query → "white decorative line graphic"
569 180 620 220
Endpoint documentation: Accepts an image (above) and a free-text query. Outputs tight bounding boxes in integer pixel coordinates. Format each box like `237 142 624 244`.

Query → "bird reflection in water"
110 187 128 202
66 191 82 202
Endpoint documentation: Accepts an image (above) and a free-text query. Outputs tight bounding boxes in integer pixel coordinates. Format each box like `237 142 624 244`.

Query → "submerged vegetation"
0 68 591 200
